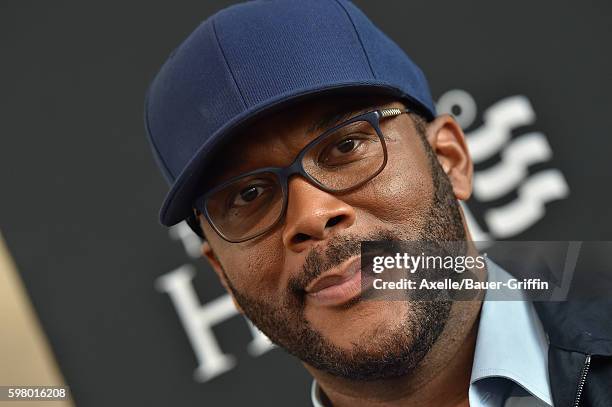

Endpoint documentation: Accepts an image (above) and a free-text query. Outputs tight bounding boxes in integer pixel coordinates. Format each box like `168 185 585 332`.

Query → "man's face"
199 94 470 380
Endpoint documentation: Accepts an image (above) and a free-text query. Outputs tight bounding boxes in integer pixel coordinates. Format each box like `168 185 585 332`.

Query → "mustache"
288 229 402 294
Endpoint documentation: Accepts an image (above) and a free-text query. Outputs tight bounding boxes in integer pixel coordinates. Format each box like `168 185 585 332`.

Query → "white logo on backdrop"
156 90 570 382
437 89 569 240
156 225 274 382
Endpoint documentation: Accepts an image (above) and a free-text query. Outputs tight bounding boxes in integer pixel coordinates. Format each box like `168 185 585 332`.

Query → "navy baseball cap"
145 0 437 227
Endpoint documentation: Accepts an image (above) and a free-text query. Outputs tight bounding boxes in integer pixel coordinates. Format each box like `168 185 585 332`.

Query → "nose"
282 176 356 253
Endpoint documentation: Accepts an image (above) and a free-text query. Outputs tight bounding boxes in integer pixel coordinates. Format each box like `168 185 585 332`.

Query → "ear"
424 114 473 201
201 240 244 314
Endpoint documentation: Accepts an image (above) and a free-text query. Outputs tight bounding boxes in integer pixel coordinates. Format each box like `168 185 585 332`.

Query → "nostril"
291 232 311 245
325 215 344 228
288 215 348 246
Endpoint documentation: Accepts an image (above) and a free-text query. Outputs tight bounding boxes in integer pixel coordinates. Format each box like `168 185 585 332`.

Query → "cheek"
356 139 434 229
218 235 284 297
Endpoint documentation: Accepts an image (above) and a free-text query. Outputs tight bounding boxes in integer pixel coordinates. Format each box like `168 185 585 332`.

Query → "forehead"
205 93 399 185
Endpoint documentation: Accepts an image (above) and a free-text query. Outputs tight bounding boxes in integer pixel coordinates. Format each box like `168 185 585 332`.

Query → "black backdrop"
1 1 611 406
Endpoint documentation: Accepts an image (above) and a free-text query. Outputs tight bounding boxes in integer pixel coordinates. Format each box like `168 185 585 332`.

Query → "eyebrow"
306 104 381 135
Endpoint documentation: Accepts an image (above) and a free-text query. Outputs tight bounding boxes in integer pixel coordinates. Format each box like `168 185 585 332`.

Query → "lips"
305 256 367 306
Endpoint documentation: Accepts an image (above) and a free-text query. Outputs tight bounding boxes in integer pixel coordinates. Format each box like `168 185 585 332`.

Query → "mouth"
305 256 373 307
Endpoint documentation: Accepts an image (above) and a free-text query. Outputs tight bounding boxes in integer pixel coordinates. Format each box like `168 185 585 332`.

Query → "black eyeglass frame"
191 108 411 243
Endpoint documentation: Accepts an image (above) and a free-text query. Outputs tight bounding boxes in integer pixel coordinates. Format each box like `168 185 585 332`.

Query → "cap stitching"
332 0 376 80
211 16 248 109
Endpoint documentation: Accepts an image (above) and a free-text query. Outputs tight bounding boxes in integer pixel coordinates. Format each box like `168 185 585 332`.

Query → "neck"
307 299 482 407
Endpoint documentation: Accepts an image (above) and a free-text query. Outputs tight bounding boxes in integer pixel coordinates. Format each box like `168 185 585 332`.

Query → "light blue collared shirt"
311 260 553 407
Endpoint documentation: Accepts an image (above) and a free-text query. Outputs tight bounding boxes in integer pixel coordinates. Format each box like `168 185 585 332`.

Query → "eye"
232 185 267 207
327 136 365 158
317 134 372 167
335 138 359 154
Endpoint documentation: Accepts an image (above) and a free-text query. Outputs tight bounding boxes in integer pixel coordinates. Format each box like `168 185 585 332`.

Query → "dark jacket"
534 300 612 407
495 241 612 406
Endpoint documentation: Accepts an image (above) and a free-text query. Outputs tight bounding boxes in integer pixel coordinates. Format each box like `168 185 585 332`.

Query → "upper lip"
304 256 361 294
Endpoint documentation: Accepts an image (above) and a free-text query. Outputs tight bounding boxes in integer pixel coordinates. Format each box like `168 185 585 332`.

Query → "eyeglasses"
193 108 411 243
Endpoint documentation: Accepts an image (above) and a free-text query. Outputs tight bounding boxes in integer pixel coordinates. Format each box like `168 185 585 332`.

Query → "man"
145 1 612 405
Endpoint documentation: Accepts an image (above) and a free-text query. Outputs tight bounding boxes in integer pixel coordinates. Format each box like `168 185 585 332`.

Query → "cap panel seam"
332 0 376 80
211 16 248 110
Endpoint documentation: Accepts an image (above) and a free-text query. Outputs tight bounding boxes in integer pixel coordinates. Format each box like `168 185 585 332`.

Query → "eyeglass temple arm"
379 107 412 118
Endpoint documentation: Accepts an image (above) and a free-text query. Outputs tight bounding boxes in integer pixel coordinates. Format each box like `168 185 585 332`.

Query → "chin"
306 300 411 350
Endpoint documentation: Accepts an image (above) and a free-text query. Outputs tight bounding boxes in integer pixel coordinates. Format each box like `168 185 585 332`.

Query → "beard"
220 138 467 381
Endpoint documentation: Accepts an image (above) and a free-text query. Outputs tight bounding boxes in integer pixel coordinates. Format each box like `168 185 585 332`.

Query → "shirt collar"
311 381 326 407
469 260 553 406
